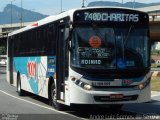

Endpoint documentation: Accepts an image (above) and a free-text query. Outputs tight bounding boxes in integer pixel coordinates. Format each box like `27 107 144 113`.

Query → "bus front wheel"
49 82 63 110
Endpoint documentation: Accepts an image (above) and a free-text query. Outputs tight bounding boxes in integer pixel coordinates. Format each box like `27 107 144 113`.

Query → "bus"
7 7 151 110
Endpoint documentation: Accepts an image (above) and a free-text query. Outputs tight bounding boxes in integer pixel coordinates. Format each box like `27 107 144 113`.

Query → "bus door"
56 21 69 101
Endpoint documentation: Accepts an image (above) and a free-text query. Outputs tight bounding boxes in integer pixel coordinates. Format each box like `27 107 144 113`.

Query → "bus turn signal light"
70 76 76 81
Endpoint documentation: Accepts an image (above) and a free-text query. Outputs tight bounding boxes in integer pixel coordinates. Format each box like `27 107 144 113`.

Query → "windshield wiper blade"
119 25 134 59
124 25 134 46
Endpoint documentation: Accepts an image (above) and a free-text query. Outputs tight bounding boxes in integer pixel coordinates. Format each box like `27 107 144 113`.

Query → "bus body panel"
13 56 56 98
68 82 150 104
68 70 151 104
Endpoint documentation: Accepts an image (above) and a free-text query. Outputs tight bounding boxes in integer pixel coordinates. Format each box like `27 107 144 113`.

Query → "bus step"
57 100 65 104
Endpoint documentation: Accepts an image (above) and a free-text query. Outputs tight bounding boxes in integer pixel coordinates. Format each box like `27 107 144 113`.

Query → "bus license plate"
110 94 124 99
92 80 122 87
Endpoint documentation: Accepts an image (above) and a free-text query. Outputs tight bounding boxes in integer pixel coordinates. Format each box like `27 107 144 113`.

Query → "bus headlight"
135 78 150 90
84 84 92 90
70 76 92 91
138 83 145 90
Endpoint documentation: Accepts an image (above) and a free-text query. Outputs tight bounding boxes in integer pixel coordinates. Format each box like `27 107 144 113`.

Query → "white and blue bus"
7 7 151 110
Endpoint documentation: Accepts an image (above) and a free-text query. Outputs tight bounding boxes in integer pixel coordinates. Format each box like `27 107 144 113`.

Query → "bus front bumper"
69 83 151 105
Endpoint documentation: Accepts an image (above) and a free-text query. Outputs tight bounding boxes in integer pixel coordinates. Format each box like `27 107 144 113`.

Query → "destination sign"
81 59 101 65
84 12 139 22
78 47 111 59
73 8 149 24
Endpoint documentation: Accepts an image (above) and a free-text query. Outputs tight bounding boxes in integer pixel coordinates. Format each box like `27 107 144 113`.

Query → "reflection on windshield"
71 27 149 70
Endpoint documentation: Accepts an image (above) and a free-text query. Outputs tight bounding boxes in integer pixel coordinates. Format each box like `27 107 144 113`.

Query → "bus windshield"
71 27 149 70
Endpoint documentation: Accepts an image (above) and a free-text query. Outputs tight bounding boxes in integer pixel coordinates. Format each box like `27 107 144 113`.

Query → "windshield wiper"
121 25 134 59
124 25 134 46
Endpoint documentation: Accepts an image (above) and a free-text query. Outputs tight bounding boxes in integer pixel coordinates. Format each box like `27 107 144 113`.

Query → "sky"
0 0 160 15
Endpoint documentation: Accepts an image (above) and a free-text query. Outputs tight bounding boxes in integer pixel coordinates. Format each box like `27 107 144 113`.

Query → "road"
0 67 160 120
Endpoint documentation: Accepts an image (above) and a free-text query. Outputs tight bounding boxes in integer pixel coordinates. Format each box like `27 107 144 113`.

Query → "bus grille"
92 86 137 89
94 95 138 102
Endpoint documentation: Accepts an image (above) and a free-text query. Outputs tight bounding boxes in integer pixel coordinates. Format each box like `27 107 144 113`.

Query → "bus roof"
8 9 75 36
8 7 147 36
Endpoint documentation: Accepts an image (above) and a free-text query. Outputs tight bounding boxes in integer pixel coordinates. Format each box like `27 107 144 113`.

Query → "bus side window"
36 28 43 55
47 24 56 55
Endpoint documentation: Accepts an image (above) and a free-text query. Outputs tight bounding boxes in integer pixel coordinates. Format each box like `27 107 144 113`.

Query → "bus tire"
49 82 63 110
17 74 24 96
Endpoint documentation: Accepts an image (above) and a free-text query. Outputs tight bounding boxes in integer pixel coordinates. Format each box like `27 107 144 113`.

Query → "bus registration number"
92 81 110 86
110 94 124 99
92 80 122 87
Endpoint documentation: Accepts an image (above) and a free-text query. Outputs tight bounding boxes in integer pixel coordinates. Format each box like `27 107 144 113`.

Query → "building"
137 5 160 21
0 22 34 38
137 5 160 50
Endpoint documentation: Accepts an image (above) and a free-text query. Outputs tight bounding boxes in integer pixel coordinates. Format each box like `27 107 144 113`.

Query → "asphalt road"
0 67 160 120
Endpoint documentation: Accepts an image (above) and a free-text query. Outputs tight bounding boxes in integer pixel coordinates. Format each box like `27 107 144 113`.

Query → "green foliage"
151 50 160 55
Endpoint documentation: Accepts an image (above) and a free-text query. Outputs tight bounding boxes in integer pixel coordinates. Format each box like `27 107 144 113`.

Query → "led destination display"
73 8 148 25
78 47 111 59
78 47 111 65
